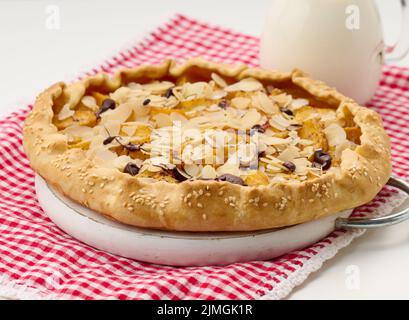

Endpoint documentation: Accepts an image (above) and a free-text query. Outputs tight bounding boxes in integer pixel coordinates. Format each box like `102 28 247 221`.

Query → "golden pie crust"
23 58 391 231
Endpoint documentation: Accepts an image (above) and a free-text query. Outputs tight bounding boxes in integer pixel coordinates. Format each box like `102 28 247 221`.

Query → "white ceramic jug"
260 0 409 104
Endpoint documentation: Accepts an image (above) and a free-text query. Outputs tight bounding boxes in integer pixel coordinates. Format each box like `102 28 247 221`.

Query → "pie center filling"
52 73 362 186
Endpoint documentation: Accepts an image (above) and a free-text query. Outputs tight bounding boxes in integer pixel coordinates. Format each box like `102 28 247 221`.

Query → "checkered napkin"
0 14 408 300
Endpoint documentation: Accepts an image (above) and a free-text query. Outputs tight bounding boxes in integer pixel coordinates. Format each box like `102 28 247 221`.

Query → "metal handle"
335 177 409 230
384 0 409 63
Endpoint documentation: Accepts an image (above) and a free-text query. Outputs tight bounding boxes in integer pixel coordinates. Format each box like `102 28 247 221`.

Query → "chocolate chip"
124 163 140 176
258 151 266 159
216 174 246 186
283 161 296 173
165 88 175 98
173 167 192 182
102 99 116 110
218 100 228 109
251 124 266 134
96 99 116 118
143 99 151 106
280 108 294 116
314 149 332 170
124 143 141 152
103 136 117 145
251 122 269 135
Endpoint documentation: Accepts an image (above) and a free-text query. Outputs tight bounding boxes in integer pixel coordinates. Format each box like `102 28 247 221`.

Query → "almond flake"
121 125 137 136
278 146 300 162
225 78 263 93
170 112 188 124
293 158 311 175
256 93 278 115
147 96 168 108
237 144 258 167
231 97 251 110
260 136 290 146
269 115 291 131
290 98 309 111
58 104 75 121
101 103 132 124
201 165 217 179
153 113 173 128
102 121 121 137
299 146 314 158
182 82 212 99
149 156 175 170
210 90 227 100
63 125 94 139
241 109 261 129
324 123 347 147
217 163 241 176
271 93 292 108
184 164 202 178
81 96 98 111
146 164 163 173
113 155 133 170
211 73 228 88
142 81 174 94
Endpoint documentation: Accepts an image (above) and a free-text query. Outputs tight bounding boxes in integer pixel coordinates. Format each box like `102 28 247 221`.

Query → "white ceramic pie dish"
35 175 409 266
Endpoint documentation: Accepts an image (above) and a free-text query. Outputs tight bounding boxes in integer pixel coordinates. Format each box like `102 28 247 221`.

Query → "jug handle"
385 0 409 63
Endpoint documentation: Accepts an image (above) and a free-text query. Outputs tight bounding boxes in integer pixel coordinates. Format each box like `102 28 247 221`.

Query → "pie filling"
52 73 362 186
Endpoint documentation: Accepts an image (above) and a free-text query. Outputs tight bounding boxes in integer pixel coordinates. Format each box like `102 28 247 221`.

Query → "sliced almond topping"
201 165 217 179
293 158 311 175
149 156 175 170
113 155 133 170
299 146 314 158
324 123 347 147
256 93 279 115
290 98 309 111
269 115 291 131
225 78 263 92
182 82 212 99
260 136 291 146
211 73 228 88
237 144 258 167
271 93 292 108
81 96 98 110
184 164 202 178
231 97 251 110
278 145 300 162
241 109 261 129
217 163 241 176
142 81 174 94
147 96 169 108
58 104 75 121
170 112 188 124
153 113 173 128
63 125 94 140
211 90 228 100
101 103 132 124
102 121 121 137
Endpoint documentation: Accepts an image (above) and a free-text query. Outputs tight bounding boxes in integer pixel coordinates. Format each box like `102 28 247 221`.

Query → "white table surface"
0 0 408 300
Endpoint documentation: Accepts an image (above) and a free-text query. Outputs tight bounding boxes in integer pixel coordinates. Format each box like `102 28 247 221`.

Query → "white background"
0 0 408 299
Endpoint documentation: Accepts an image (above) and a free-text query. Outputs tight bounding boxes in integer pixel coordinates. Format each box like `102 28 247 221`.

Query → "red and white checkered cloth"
0 14 408 300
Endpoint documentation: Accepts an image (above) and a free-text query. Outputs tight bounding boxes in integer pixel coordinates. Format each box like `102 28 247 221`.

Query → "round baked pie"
23 59 392 231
